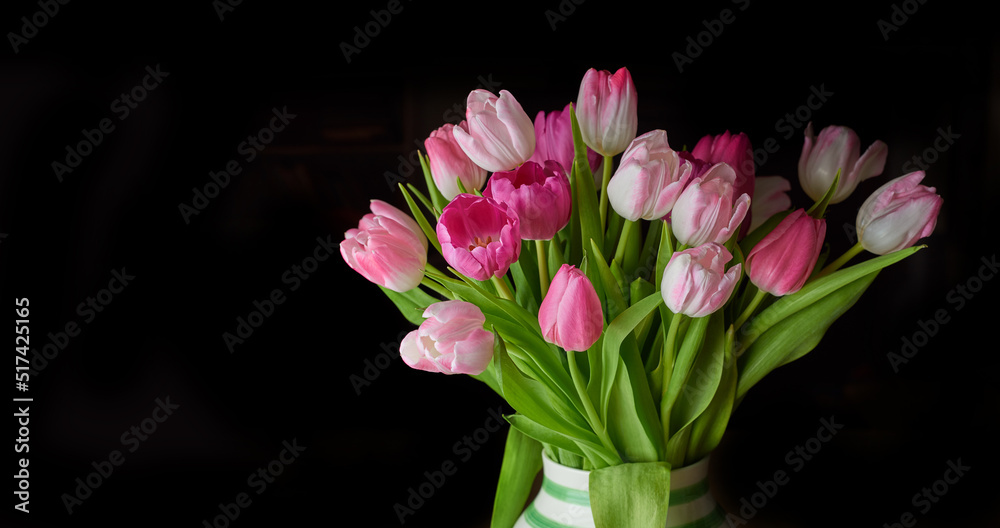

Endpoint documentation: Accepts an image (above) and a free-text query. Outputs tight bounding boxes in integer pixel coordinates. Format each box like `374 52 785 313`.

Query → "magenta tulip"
484 160 571 241
798 123 888 203
538 264 604 352
749 176 792 232
340 200 428 292
399 300 495 375
691 130 755 214
452 89 535 172
527 103 602 177
856 171 942 255
576 67 638 156
424 122 488 200
606 130 695 221
671 162 751 247
661 243 741 318
745 209 826 296
437 194 521 281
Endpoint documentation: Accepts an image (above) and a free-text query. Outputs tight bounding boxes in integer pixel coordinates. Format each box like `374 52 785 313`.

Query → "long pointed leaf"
490 425 542 528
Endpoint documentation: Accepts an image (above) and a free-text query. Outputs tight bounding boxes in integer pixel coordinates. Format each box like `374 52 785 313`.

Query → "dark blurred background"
1 1 997 526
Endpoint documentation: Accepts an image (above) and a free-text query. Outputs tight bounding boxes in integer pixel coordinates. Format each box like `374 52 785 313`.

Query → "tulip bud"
691 131 755 235
538 264 604 352
424 122 489 200
745 209 826 296
749 176 792 232
452 89 535 172
484 160 571 241
671 162 751 247
527 103 602 178
576 67 638 156
606 130 694 221
400 300 495 375
856 171 942 255
798 123 888 203
661 243 741 318
437 194 521 281
340 200 428 293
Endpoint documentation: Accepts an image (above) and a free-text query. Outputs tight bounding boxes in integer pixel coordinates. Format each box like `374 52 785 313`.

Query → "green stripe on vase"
524 502 582 528
668 479 710 505
541 477 591 506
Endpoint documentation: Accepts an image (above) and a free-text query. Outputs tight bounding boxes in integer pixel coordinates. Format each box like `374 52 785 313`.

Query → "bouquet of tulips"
339 67 943 527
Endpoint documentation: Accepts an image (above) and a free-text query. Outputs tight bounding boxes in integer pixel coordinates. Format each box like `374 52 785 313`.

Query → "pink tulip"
671 162 751 247
798 123 888 203
538 264 604 352
856 171 942 255
749 176 792 232
424 122 489 200
340 200 428 292
745 209 826 296
527 103 602 177
691 130 755 217
576 67 638 156
661 243 741 318
452 89 535 172
606 130 695 221
436 194 521 281
483 160 571 241
399 300 494 375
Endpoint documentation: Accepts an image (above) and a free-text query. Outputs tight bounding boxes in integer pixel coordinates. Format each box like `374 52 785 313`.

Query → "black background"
1 1 998 527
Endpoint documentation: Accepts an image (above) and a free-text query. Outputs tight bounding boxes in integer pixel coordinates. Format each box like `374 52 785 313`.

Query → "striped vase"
514 454 726 528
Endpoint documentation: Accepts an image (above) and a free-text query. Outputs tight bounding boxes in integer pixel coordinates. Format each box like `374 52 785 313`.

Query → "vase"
514 453 726 528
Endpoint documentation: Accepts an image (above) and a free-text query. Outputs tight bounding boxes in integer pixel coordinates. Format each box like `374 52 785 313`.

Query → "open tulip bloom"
338 68 943 528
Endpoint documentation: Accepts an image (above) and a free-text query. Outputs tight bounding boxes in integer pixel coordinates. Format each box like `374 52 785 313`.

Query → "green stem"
814 241 865 280
734 288 767 332
536 239 550 298
613 219 635 264
491 276 515 301
660 314 683 441
568 350 620 463
420 278 454 300
598 155 614 232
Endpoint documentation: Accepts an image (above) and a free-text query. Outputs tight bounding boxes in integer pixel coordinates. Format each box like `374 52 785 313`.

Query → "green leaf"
570 104 604 254
490 426 542 528
377 285 439 325
736 270 879 399
509 240 541 314
686 327 737 463
736 246 924 353
607 334 664 463
669 311 725 437
590 461 672 528
600 293 664 423
398 183 442 254
662 315 710 421
492 332 603 452
806 170 840 219
590 239 628 321
418 150 447 214
506 414 617 468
